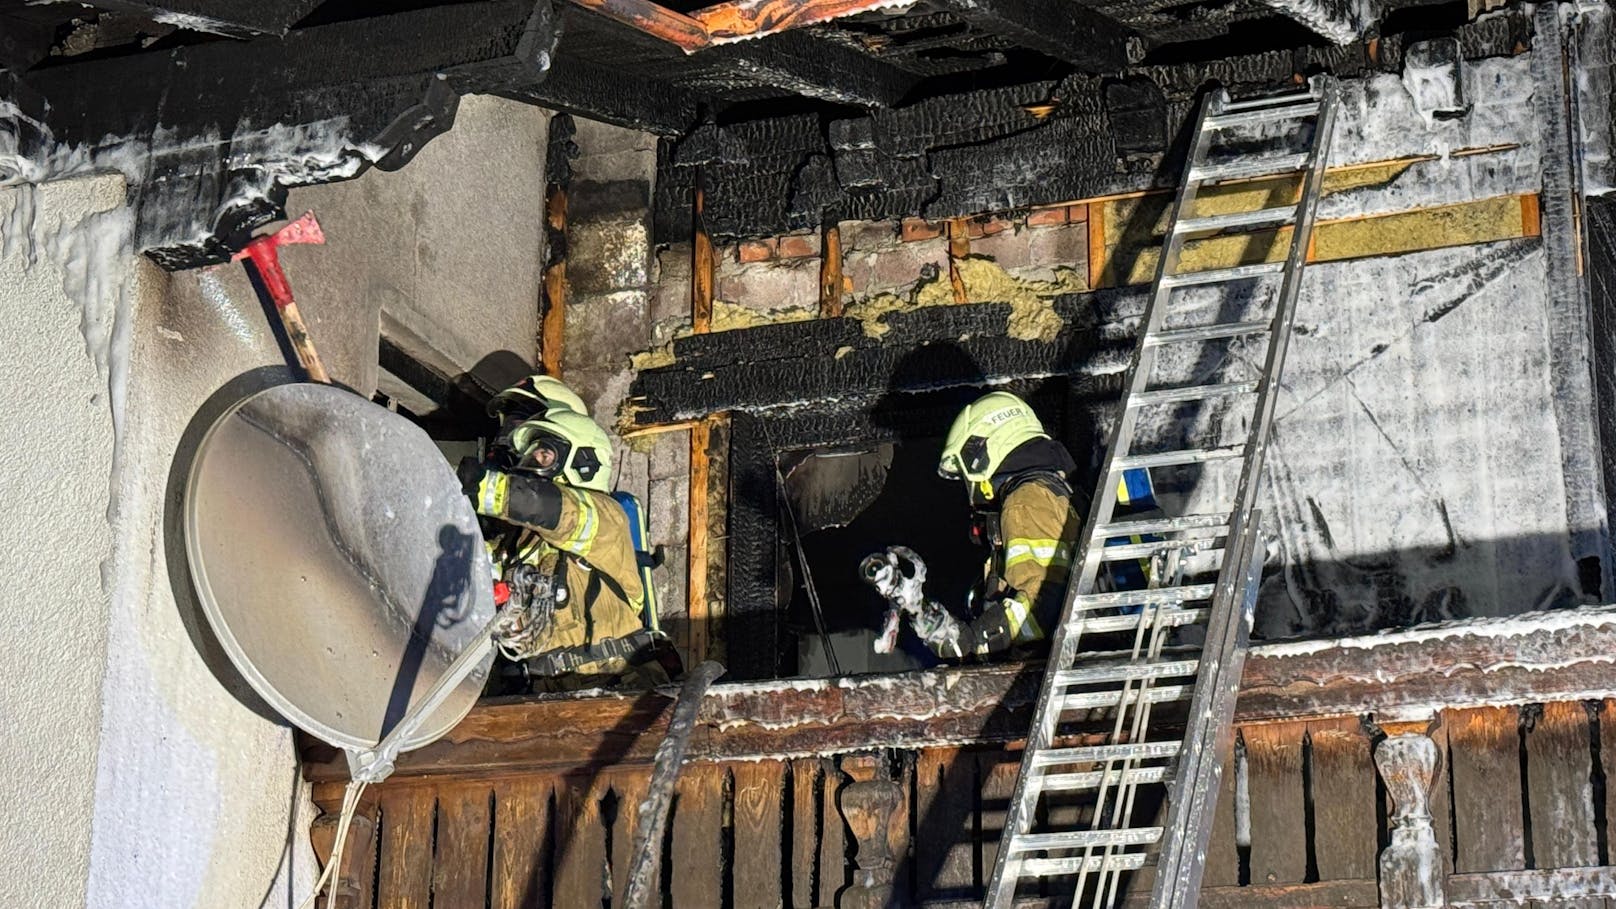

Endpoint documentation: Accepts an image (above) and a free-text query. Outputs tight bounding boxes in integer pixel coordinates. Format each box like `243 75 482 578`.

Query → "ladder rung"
1038 764 1172 792
1011 827 1165 854
1114 447 1244 470
1176 206 1295 234
1160 261 1286 287
1062 684 1191 712
1073 607 1210 634
1020 851 1151 877
1094 513 1230 537
1143 320 1270 346
1053 659 1199 687
1130 381 1258 406
1189 153 1311 183
1203 102 1321 129
1031 741 1181 768
1073 584 1218 610
1100 537 1221 562
1217 90 1321 113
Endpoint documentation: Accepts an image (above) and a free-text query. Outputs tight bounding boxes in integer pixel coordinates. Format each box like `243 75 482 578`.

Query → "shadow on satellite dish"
164 366 297 725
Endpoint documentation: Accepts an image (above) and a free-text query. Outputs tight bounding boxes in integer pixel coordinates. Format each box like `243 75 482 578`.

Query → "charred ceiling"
0 0 1529 262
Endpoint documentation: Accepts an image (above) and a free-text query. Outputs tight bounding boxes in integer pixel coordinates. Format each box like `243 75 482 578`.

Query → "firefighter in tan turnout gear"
458 375 673 692
864 391 1084 659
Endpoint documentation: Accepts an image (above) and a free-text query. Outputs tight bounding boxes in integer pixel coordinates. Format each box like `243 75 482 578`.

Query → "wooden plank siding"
315 700 1616 908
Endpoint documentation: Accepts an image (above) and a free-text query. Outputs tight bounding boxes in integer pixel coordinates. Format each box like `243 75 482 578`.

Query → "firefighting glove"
456 457 485 496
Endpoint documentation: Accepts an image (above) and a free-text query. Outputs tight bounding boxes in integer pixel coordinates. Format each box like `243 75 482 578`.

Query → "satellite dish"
184 382 495 755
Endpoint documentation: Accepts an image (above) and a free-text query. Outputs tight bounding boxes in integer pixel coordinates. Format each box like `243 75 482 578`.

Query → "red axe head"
232 211 326 309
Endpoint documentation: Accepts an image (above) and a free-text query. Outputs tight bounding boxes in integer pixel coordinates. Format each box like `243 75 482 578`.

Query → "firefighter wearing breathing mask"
920 391 1086 658
458 376 670 692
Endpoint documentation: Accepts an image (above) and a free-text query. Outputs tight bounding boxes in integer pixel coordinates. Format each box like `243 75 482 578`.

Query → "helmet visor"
510 426 571 478
938 451 963 479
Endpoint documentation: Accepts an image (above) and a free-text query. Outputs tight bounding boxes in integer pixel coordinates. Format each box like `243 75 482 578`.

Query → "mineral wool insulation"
1121 38 1607 639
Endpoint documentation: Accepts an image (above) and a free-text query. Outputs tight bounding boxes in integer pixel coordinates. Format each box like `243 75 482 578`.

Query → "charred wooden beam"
300 606 1616 783
622 292 1126 428
704 31 920 108
505 53 701 137
937 0 1133 71
79 0 323 38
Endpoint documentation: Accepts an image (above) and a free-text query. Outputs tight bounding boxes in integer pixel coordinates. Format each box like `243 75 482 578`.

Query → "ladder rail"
983 87 1224 909
1147 512 1264 909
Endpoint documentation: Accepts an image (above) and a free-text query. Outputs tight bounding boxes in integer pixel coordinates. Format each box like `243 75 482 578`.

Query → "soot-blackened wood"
915 748 977 900
1601 701 1616 870
83 0 322 37
732 760 786 909
377 788 435 909
1524 702 1599 909
792 758 821 907
977 750 1020 895
725 413 783 680
434 783 494 909
1448 706 1526 873
821 758 852 903
1307 717 1378 881
1245 721 1309 885
704 32 920 109
491 777 552 909
625 295 1121 427
936 0 1129 71
671 763 726 905
1202 745 1242 888
610 771 652 906
553 777 609 907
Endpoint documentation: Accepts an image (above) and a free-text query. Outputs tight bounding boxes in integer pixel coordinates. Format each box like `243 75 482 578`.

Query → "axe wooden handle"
275 298 330 384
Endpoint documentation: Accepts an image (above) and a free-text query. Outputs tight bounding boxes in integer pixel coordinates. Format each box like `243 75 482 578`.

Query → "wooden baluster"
837 753 903 909
1376 727 1447 909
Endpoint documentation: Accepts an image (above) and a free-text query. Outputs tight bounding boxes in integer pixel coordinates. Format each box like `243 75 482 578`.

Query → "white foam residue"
1252 602 1616 659
149 10 239 36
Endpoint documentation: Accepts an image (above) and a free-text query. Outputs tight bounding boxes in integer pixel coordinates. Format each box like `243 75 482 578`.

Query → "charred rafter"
75 0 323 38
703 31 922 107
935 0 1135 71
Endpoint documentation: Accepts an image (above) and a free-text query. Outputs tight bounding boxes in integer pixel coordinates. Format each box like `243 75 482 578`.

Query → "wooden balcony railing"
304 605 1616 908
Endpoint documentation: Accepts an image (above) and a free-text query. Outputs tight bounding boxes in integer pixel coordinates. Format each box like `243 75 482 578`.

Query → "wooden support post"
541 180 568 377
1086 200 1106 289
1375 728 1447 909
688 178 714 665
820 222 844 317
946 217 969 303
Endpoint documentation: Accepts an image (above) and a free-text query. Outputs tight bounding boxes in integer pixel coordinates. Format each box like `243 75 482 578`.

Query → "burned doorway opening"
726 339 1108 680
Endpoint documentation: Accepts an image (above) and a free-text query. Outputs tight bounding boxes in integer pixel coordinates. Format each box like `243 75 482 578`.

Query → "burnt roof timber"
934 0 1136 71
701 30 923 107
75 0 323 38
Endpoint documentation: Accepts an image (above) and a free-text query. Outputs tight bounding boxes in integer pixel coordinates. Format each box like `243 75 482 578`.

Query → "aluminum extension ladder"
983 79 1338 909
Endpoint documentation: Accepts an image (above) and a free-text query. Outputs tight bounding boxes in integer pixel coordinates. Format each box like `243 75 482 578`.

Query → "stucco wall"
0 175 120 909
